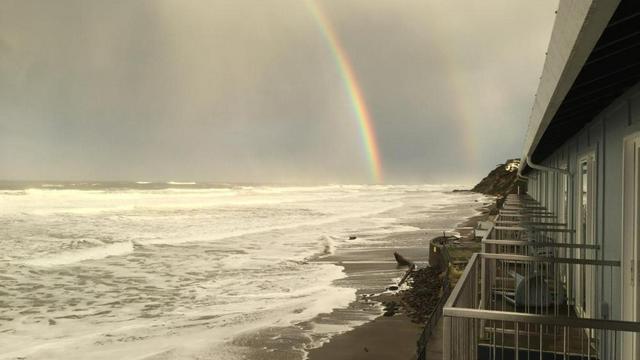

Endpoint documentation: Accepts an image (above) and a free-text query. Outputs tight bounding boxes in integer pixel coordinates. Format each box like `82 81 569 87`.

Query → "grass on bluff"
447 241 482 285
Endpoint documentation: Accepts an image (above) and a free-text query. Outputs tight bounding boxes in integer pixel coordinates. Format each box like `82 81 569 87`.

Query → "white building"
440 1 640 359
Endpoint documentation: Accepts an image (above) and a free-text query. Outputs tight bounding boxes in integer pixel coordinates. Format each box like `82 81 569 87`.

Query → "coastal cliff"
472 159 525 206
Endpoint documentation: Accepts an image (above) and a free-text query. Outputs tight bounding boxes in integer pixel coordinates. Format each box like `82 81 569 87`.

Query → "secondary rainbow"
306 0 383 183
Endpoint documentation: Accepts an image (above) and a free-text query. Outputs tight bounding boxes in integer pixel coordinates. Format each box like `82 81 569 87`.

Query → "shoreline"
305 195 494 360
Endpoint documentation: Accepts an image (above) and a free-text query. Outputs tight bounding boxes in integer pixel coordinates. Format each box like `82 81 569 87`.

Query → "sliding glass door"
623 134 640 360
576 152 596 319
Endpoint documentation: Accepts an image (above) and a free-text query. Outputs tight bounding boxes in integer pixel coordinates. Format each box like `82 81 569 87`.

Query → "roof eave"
519 0 620 174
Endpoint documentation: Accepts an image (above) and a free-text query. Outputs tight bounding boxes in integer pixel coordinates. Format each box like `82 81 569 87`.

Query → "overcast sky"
0 0 558 184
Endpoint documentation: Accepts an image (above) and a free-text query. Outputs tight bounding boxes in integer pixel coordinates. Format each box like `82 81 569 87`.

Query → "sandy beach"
305 200 493 360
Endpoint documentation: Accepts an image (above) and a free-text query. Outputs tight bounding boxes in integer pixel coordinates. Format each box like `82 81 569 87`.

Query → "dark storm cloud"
0 0 557 184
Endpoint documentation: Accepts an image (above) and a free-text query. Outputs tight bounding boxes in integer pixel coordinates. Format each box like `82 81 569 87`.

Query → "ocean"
0 182 487 359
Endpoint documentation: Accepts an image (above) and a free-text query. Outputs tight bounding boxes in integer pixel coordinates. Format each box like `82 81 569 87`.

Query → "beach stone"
400 267 446 323
382 301 400 316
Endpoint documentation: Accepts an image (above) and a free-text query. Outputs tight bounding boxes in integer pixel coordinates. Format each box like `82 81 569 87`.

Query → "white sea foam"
23 241 134 266
41 184 64 188
0 184 486 360
138 201 403 247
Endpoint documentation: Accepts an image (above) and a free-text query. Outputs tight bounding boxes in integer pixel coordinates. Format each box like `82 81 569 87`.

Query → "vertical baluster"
539 323 543 360
581 324 584 359
516 321 520 360
493 319 497 360
564 325 568 359
444 316 451 360
587 327 591 359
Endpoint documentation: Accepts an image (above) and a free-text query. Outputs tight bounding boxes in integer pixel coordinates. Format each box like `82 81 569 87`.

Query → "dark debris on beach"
400 267 444 323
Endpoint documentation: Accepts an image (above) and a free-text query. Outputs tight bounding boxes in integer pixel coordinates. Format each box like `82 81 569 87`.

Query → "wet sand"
308 310 421 360
306 243 426 360
307 203 493 360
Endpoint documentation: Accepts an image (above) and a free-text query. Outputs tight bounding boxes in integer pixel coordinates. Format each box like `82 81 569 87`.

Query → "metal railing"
484 222 579 257
442 253 639 360
440 194 640 359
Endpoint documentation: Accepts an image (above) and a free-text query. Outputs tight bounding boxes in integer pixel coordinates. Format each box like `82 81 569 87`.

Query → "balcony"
441 195 640 360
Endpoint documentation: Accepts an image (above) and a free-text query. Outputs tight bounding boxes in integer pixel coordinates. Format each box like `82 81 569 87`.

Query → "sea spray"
320 235 336 255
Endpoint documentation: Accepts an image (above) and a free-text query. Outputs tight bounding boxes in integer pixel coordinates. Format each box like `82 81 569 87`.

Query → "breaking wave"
23 241 134 267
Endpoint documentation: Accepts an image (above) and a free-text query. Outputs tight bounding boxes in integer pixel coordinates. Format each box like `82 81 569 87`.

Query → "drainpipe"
525 155 572 178
517 164 529 180
518 156 572 200
515 157 531 198
524 155 573 216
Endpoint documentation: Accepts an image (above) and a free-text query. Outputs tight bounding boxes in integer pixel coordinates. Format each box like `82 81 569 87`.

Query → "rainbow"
306 0 383 183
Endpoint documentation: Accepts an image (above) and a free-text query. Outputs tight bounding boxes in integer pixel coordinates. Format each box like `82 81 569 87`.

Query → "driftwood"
394 251 413 267
394 252 416 288
398 264 417 287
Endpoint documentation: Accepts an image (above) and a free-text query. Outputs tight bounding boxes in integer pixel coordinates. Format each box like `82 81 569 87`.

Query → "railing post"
443 316 451 360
